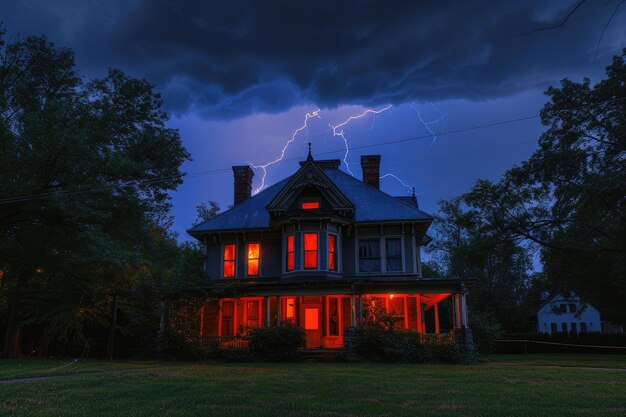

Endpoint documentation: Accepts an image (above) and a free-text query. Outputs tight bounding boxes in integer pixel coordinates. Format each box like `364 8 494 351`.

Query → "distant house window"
359 239 381 272
301 201 320 210
385 238 402 272
559 304 567 313
570 323 577 333
561 323 567 333
569 304 576 313
303 233 318 269
551 323 557 333
286 235 295 272
328 234 338 271
247 243 260 276
581 322 587 332
223 244 236 278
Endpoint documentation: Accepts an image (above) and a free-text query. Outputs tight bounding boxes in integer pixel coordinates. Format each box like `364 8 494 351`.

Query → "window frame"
246 242 261 277
285 234 295 272
303 232 319 270
222 243 237 278
357 236 405 274
328 233 339 272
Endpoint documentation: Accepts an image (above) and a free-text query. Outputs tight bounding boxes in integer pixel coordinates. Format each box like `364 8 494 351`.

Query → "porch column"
461 293 469 328
265 297 270 327
415 294 423 333
434 302 440 333
358 295 363 327
276 296 281 326
453 294 464 329
350 295 356 327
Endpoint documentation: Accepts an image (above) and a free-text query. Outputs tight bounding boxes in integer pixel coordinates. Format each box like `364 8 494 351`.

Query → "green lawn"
1 355 625 416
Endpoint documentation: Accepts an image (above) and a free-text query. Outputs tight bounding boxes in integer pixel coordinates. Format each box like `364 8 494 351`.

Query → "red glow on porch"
301 201 320 209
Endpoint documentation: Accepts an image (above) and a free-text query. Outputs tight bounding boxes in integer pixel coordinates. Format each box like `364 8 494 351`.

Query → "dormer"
266 149 354 226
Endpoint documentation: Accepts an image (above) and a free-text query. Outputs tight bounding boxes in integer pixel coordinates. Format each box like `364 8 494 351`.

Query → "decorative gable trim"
266 160 354 215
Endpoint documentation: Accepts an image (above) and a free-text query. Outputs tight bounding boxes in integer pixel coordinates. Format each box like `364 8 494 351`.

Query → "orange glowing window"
328 234 337 271
286 235 295 271
285 297 295 320
304 233 318 269
305 308 319 330
223 244 236 278
247 243 260 276
301 201 320 210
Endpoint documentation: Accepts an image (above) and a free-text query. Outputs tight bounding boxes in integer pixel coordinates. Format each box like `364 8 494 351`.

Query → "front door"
303 306 321 348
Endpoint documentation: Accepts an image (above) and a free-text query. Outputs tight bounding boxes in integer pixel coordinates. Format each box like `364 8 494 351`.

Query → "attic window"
301 201 320 210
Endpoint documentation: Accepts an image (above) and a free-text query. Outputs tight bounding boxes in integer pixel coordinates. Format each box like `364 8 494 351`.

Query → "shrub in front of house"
353 328 474 363
247 322 306 361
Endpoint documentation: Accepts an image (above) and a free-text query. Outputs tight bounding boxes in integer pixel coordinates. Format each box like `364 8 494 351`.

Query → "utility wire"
1 95 624 205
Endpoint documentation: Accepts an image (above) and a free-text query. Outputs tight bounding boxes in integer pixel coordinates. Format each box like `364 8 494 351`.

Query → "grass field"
1 355 625 416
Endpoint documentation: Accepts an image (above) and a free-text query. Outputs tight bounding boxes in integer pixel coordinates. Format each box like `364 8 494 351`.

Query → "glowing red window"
247 243 260 276
223 244 236 278
328 234 337 271
286 235 295 271
303 233 318 269
301 201 320 210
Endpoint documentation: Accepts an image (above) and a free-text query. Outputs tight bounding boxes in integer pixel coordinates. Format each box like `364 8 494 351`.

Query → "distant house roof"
188 161 433 235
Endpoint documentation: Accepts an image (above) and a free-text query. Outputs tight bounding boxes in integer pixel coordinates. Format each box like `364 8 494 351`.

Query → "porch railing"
419 331 455 344
202 336 250 349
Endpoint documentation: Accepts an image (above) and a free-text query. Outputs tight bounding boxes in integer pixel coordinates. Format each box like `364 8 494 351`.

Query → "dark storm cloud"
3 0 624 119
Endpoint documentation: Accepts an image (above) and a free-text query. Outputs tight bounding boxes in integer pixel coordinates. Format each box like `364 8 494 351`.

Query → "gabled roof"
266 159 354 214
188 160 433 235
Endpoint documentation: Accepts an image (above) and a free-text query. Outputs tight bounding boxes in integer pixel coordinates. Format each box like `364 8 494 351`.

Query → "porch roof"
198 276 475 297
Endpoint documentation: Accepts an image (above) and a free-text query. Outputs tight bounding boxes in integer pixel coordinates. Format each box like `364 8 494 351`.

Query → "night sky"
3 1 625 239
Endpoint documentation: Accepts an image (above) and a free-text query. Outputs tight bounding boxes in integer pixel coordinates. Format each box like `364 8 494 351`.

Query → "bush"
470 313 504 354
353 328 474 363
247 323 305 361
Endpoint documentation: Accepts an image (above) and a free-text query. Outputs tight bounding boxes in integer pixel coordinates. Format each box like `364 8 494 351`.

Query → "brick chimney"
232 165 254 205
361 155 381 189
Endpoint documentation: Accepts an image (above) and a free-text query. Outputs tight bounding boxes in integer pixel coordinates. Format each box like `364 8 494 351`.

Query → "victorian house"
188 150 472 349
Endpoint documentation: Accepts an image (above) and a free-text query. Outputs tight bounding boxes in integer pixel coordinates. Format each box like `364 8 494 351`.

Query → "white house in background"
537 293 602 334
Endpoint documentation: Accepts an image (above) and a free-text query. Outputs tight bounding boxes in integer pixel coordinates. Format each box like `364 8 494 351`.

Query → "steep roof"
188 161 433 235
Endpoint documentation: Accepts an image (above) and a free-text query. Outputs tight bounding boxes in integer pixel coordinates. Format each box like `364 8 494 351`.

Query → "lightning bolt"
379 173 413 193
250 109 320 194
329 105 392 175
410 102 448 146
249 103 439 196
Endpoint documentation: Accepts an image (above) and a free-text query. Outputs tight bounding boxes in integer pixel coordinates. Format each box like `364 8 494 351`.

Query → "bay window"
328 234 338 271
304 233 318 269
286 235 295 272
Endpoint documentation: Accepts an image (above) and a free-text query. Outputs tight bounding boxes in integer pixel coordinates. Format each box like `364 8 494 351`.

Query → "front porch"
200 292 469 349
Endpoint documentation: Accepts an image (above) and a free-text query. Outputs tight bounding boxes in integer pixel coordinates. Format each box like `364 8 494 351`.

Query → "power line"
1 95 624 205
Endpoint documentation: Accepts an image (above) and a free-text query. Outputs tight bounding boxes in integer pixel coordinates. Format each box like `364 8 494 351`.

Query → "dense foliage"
0 29 194 358
352 328 474 363
247 323 305 361
429 51 626 331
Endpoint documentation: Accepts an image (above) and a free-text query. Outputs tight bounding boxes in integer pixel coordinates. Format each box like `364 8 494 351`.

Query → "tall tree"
428 198 532 332
0 30 190 357
462 51 626 324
